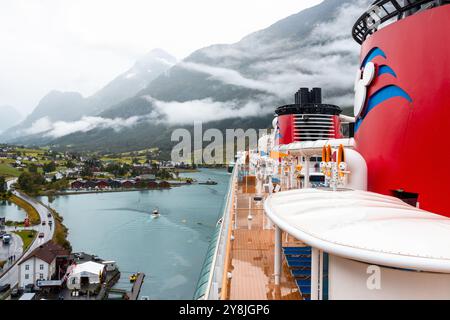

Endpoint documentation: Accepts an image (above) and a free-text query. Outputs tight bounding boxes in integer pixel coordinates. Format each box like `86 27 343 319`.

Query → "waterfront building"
71 180 86 189
18 241 69 289
66 261 105 293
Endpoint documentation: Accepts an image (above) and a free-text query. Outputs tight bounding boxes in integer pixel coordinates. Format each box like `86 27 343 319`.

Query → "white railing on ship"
203 167 236 300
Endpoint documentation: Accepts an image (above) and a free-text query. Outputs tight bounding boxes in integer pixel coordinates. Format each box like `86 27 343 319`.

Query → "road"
0 234 23 271
6 178 18 191
0 190 55 287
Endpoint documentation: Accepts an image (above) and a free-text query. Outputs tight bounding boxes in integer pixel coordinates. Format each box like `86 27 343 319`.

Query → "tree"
65 160 75 169
18 172 45 193
0 176 6 193
151 162 160 174
80 165 93 178
28 164 38 173
43 161 57 173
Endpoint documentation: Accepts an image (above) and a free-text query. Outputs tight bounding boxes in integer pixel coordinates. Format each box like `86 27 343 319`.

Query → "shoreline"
43 181 221 197
50 187 177 196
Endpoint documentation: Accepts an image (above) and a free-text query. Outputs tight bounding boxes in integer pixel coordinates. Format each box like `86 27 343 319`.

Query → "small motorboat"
151 208 160 217
199 179 218 185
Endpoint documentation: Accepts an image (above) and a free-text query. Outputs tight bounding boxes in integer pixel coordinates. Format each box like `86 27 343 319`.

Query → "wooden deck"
224 176 303 300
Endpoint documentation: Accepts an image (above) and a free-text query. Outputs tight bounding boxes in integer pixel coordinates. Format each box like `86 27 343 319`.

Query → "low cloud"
21 1 369 140
26 115 141 138
23 95 276 138
194 0 368 107
145 96 275 124
25 117 53 135
179 62 281 97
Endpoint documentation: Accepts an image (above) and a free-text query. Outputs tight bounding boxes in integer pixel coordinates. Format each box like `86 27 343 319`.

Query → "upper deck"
352 0 450 44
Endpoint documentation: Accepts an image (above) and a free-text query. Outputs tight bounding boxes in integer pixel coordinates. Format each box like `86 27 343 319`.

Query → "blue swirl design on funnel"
356 47 412 132
378 65 397 78
361 47 387 68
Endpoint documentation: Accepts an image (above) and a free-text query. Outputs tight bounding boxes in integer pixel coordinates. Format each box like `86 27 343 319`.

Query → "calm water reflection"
0 201 26 222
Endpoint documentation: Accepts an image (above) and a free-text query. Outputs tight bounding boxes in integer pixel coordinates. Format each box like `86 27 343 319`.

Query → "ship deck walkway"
224 174 305 300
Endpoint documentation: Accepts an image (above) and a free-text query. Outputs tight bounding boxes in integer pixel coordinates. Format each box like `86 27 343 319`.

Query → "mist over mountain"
4 0 371 152
88 49 177 115
0 105 23 133
1 49 176 142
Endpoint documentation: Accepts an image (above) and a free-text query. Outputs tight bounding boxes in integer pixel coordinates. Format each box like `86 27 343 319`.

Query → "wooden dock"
128 273 145 300
106 272 145 300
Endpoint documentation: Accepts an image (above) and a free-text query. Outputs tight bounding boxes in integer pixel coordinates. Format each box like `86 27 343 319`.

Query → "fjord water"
0 201 26 222
41 169 231 299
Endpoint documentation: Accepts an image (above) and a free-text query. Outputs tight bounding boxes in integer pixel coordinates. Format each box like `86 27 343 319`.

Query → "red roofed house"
121 180 135 189
18 241 69 289
71 180 86 189
96 180 110 189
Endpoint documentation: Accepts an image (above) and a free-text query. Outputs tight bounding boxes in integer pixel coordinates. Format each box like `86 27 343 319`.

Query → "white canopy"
271 138 355 156
72 261 104 277
67 261 104 290
265 188 450 273
288 138 355 156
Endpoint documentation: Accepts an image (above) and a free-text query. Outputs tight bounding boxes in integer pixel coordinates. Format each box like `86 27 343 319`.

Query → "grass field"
10 195 41 225
15 147 47 157
100 156 148 165
0 163 21 177
14 230 37 251
51 209 71 251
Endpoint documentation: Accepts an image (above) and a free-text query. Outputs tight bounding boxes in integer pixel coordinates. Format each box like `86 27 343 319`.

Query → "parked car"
2 234 11 245
24 284 35 293
0 284 11 293
38 232 44 238
10 288 22 298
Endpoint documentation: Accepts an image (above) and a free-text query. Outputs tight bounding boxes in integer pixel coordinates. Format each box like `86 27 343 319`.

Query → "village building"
121 180 135 189
137 174 156 181
159 181 171 189
96 180 110 189
71 180 86 189
147 181 158 189
66 261 105 293
18 241 69 289
108 180 122 189
84 180 98 189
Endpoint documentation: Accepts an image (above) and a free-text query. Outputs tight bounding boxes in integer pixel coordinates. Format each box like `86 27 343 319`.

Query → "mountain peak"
41 90 84 100
135 49 177 69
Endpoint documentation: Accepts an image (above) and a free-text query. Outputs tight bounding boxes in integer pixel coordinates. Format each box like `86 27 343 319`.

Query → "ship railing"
193 166 236 300
352 0 450 44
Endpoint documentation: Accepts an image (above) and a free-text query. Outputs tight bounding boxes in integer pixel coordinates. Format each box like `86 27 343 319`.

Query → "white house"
18 241 69 289
66 261 105 292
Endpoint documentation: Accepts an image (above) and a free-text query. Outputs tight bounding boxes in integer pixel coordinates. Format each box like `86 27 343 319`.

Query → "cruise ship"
194 0 450 300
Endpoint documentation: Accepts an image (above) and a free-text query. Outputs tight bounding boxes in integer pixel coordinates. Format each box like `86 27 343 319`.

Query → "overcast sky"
0 0 322 115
